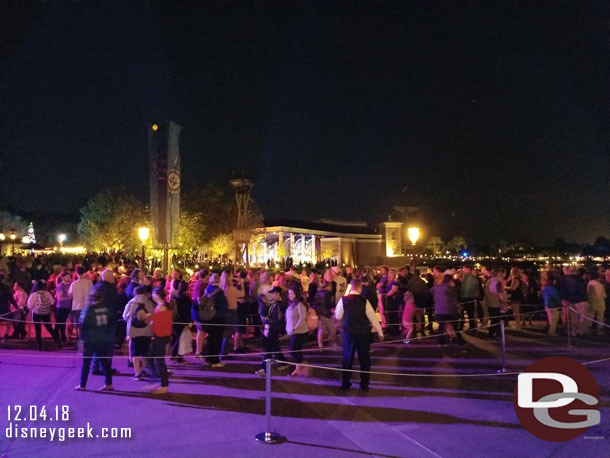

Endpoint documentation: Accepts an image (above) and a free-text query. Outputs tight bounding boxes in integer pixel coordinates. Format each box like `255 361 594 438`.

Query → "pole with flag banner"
149 121 181 273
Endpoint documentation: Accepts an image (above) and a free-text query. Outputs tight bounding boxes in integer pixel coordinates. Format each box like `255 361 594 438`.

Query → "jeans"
341 332 371 389
80 341 112 387
172 324 186 360
32 313 59 346
220 310 236 358
488 307 502 338
205 322 224 364
151 336 170 387
259 330 286 370
289 332 308 364
55 308 71 341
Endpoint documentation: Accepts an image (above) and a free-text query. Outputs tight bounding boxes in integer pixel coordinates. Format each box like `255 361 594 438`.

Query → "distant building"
252 218 408 267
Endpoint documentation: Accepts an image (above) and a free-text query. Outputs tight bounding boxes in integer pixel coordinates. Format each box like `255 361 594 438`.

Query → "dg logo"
514 356 600 442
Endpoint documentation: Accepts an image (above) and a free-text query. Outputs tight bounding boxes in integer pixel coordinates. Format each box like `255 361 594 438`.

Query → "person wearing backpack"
200 273 228 367
27 280 61 351
122 285 154 380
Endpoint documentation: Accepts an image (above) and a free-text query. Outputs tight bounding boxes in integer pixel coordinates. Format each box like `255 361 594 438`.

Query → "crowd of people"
0 252 609 394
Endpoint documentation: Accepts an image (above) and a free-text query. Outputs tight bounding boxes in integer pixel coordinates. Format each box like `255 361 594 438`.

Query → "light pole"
58 233 66 250
139 227 150 272
9 229 16 255
0 232 5 256
407 227 420 268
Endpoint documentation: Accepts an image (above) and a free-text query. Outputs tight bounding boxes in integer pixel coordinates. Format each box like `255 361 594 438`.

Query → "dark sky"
1 1 609 244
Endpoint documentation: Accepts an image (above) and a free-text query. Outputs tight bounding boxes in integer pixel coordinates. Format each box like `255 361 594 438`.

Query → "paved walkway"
1 326 609 457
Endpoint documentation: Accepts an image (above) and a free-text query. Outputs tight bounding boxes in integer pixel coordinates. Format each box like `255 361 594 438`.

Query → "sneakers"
254 369 266 377
403 339 410 345
99 385 114 392
74 385 86 391
211 362 226 368
132 374 142 381
194 353 206 359
150 386 168 395
340 383 352 392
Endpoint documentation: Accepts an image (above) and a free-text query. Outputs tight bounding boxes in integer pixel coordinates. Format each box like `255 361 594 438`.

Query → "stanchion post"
473 300 478 337
566 307 572 349
498 320 507 373
255 358 282 444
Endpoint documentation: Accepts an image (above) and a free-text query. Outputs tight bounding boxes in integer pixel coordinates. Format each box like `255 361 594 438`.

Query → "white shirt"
335 295 383 338
334 275 347 304
69 277 93 311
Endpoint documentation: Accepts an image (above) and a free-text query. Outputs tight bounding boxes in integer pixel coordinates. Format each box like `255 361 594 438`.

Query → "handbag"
306 307 319 332
178 326 193 356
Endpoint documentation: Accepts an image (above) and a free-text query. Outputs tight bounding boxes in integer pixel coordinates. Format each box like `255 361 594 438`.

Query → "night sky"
1 1 609 245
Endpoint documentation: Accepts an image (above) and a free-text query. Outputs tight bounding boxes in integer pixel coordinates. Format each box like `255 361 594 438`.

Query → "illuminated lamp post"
0 232 5 256
407 227 420 268
58 233 66 250
9 229 16 255
139 227 150 272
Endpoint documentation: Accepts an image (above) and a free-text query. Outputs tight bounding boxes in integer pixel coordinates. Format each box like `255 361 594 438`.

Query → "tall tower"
149 121 182 273
229 176 254 266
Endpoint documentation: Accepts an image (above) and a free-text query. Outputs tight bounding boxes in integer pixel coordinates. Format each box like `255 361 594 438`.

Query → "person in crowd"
335 279 383 392
233 271 250 353
381 268 401 336
542 271 562 336
255 286 288 376
149 286 172 394
75 283 115 392
0 273 18 344
401 291 422 344
459 265 480 332
247 270 262 339
89 270 120 376
124 269 143 300
485 268 506 340
55 271 73 342
123 285 154 380
202 273 228 368
219 269 245 361
587 271 606 336
191 269 209 358
27 280 60 350
68 265 93 341
504 267 525 329
285 286 309 377
311 278 337 350
332 266 347 304
300 269 310 293
12 281 28 339
407 269 429 336
170 280 192 363
430 274 463 345
559 266 588 336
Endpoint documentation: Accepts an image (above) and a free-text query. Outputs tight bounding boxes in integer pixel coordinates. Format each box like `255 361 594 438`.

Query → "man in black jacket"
255 287 288 376
335 279 383 392
75 282 116 391
90 270 120 376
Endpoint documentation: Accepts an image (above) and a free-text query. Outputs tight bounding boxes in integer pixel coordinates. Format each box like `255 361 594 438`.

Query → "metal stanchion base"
255 432 282 444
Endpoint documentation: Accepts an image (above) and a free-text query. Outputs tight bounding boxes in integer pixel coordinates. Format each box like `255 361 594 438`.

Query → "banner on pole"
149 121 182 247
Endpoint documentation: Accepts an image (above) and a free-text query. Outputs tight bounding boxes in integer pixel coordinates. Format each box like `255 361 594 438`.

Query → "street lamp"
407 227 420 246
9 229 16 255
138 227 150 272
0 232 5 256
58 233 66 249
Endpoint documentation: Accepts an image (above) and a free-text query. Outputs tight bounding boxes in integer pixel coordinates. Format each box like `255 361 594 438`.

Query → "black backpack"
131 303 148 328
197 289 219 322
